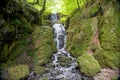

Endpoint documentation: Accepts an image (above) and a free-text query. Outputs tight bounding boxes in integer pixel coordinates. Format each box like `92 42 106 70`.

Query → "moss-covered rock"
94 49 119 69
32 25 57 65
66 12 98 57
8 65 29 80
58 55 71 67
77 53 101 76
93 1 120 69
0 0 42 69
66 0 120 70
41 78 49 80
111 76 119 80
34 66 45 74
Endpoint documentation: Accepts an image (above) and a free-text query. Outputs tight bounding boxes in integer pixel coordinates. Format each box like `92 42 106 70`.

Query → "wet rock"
58 34 65 49
94 68 119 80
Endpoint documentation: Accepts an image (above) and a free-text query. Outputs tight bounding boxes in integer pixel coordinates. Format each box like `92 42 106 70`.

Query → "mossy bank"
0 0 56 79
66 0 120 77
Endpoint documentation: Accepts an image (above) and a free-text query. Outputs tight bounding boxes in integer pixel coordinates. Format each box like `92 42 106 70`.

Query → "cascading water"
28 1 92 79
49 13 89 80
28 13 92 80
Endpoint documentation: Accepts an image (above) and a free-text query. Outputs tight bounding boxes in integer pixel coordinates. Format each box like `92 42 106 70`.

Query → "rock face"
77 54 101 76
94 68 119 80
32 26 57 65
66 0 120 77
0 0 56 79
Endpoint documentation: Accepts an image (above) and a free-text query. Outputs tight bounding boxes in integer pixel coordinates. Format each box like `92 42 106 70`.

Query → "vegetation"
0 0 119 79
66 0 120 68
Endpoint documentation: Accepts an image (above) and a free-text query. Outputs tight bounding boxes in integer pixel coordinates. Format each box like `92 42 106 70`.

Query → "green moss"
8 39 28 60
94 49 119 69
77 53 101 76
66 0 120 70
34 66 45 74
93 1 120 69
41 78 49 80
32 25 56 65
59 55 71 67
89 5 100 17
67 13 98 57
111 76 119 80
8 65 29 80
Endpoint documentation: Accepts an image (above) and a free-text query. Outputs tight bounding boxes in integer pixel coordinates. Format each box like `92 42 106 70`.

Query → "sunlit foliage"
27 0 86 15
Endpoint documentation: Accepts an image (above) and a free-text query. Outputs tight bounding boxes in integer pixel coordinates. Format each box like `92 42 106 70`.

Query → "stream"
28 13 92 80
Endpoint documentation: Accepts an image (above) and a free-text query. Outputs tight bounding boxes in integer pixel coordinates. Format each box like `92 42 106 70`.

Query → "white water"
51 13 84 80
28 13 91 80
28 1 91 79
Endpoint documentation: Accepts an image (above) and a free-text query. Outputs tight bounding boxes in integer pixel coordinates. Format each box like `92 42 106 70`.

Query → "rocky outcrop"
32 25 56 65
0 0 56 79
66 0 120 77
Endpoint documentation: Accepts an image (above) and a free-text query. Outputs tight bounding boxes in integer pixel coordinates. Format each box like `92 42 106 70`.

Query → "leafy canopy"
27 0 86 15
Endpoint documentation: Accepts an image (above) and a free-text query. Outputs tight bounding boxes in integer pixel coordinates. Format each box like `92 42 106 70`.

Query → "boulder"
77 53 101 76
8 65 29 80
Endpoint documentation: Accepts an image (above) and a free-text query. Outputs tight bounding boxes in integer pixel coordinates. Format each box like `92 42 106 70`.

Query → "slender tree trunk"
77 0 80 9
40 0 46 14
39 0 46 25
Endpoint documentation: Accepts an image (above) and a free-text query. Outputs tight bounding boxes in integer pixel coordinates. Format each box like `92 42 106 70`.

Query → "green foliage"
8 65 29 80
27 0 86 14
66 12 97 57
27 0 43 10
0 0 41 65
77 53 101 76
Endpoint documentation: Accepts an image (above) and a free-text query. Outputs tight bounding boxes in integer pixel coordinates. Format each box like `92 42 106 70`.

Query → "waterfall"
28 14 91 80
51 13 58 24
50 13 88 80
28 2 91 80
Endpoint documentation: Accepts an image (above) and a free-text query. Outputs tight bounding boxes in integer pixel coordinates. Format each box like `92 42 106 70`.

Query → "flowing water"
28 13 92 80
49 13 88 80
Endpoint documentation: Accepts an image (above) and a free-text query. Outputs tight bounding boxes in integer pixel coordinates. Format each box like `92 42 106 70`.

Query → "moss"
32 25 56 65
59 55 71 62
8 39 28 61
111 76 119 80
59 55 71 67
8 65 29 80
93 1 120 69
94 49 119 69
77 53 101 76
89 5 100 17
66 13 98 57
34 66 45 74
41 78 49 80
67 0 120 70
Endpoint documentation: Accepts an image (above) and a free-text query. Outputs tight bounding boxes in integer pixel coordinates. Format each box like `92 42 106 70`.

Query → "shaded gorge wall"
66 0 120 77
